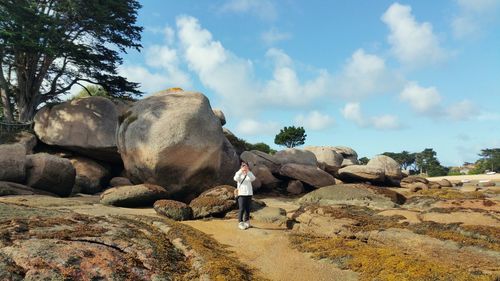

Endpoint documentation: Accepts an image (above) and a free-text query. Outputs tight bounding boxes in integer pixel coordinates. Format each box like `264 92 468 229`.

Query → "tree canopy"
414 148 448 177
0 0 143 122
274 126 306 148
470 148 500 174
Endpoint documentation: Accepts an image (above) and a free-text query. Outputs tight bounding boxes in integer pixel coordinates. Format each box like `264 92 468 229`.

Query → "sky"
109 0 499 166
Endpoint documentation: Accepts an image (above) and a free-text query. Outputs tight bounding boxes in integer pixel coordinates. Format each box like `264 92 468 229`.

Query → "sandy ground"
182 219 358 281
428 174 500 183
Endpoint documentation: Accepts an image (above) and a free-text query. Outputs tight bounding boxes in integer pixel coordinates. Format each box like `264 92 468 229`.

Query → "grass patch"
409 222 500 252
416 189 485 200
158 218 269 281
289 234 495 281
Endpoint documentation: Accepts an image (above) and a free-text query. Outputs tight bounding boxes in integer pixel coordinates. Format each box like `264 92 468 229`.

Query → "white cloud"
261 28 292 45
236 118 279 136
118 65 182 93
332 49 403 101
452 0 499 39
446 99 478 121
219 0 277 21
381 3 447 67
399 82 441 113
176 16 331 114
371 115 402 130
294 111 335 131
341 102 402 130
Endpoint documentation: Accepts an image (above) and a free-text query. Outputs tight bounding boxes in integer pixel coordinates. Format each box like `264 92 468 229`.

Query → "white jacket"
233 170 256 196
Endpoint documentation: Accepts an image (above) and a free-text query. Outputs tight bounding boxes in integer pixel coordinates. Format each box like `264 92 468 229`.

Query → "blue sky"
113 0 500 166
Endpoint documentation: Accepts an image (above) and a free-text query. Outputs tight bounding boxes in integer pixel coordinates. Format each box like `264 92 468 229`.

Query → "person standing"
233 162 256 230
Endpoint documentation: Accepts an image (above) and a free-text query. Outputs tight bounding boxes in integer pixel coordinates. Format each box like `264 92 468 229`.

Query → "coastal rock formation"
274 148 318 166
100 184 169 207
212 109 226 126
240 150 280 173
337 165 385 183
367 155 403 185
70 157 111 194
0 144 26 183
298 184 405 209
34 97 120 162
287 180 304 195
280 163 336 188
25 153 75 197
109 177 133 187
330 146 358 167
154 199 193 221
0 181 56 196
116 89 239 200
189 185 237 218
304 146 343 174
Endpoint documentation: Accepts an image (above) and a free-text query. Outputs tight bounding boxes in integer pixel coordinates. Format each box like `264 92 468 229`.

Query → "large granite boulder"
34 97 120 162
367 155 403 185
100 184 169 207
0 143 26 183
240 150 280 174
116 89 239 201
303 146 343 174
280 163 336 188
70 157 111 194
330 146 358 167
274 148 318 166
154 199 193 221
337 165 385 183
189 185 237 218
298 184 406 209
25 153 76 197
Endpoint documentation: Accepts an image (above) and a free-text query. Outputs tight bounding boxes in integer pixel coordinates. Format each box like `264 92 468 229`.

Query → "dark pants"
238 196 252 222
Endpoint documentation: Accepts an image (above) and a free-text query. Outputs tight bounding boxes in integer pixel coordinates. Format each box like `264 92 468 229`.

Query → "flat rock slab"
298 184 405 209
100 184 169 207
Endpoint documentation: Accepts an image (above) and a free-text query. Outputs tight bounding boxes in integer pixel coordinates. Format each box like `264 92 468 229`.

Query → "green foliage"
447 167 462 176
414 148 447 177
274 126 306 148
382 151 416 171
469 148 500 174
358 157 369 165
224 132 275 155
0 0 143 121
247 142 276 154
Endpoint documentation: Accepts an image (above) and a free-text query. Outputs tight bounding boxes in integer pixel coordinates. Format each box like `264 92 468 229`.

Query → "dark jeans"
238 195 252 222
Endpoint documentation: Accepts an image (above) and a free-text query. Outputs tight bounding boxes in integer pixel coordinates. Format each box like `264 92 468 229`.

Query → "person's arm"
233 170 242 182
247 171 256 182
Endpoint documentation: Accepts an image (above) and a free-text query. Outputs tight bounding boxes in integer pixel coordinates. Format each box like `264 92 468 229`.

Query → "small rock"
154 199 193 221
287 180 304 195
252 207 288 226
109 177 133 187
